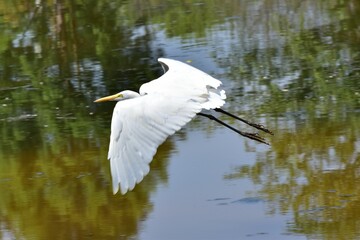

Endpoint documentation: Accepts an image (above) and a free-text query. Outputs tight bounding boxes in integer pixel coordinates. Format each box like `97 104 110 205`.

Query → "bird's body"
95 58 271 194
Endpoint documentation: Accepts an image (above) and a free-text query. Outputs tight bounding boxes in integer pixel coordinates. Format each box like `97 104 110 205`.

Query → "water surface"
0 0 359 239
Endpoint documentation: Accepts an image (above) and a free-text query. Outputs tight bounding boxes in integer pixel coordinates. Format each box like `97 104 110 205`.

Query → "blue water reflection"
0 0 359 239
139 129 304 240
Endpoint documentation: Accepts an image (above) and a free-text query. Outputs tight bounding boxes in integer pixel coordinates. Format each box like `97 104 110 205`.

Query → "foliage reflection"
0 0 359 239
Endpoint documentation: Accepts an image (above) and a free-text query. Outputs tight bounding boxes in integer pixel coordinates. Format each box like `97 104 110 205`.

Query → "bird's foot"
242 132 270 145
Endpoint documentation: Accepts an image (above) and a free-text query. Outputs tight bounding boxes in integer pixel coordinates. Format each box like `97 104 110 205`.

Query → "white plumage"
95 58 226 194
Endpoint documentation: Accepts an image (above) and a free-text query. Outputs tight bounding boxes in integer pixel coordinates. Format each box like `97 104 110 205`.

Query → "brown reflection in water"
0 121 176 239
1 0 360 239
226 114 360 238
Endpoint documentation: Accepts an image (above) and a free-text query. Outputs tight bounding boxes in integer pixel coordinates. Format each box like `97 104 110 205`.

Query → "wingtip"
113 186 119 195
112 180 123 195
113 186 128 195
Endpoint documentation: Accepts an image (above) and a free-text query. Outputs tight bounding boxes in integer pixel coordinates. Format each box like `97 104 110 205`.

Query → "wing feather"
139 58 226 109
108 58 226 194
108 94 202 194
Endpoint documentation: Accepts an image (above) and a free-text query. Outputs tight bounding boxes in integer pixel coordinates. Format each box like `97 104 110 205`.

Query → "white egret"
95 58 272 194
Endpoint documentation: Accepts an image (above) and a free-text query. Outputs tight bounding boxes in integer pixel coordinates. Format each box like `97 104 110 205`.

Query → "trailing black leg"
197 112 270 145
214 108 273 135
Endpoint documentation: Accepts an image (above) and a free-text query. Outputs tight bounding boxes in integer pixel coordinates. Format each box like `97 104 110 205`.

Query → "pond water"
0 0 360 239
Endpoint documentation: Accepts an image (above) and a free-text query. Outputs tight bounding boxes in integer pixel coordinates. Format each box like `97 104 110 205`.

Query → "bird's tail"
201 87 226 110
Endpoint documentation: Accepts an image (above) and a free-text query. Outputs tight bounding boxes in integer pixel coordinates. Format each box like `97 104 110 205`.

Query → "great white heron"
95 58 272 194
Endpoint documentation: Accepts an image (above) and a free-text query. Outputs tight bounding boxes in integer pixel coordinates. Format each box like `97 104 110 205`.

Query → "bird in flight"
95 58 272 194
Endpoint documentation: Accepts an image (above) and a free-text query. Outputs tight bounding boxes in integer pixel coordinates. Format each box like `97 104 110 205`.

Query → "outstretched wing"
109 58 227 194
140 58 226 110
108 94 203 194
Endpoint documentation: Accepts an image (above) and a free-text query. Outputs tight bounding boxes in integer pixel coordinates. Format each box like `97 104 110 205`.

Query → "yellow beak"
94 93 120 103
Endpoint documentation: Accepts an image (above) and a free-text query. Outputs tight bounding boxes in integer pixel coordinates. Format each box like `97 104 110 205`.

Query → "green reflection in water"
0 0 360 239
0 0 169 239
218 1 360 239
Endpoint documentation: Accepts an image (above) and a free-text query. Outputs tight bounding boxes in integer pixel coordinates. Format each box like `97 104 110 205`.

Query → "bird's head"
94 90 140 102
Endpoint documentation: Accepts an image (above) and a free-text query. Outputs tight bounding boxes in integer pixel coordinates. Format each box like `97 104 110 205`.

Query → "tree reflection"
218 0 360 238
1 0 360 239
0 0 170 239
